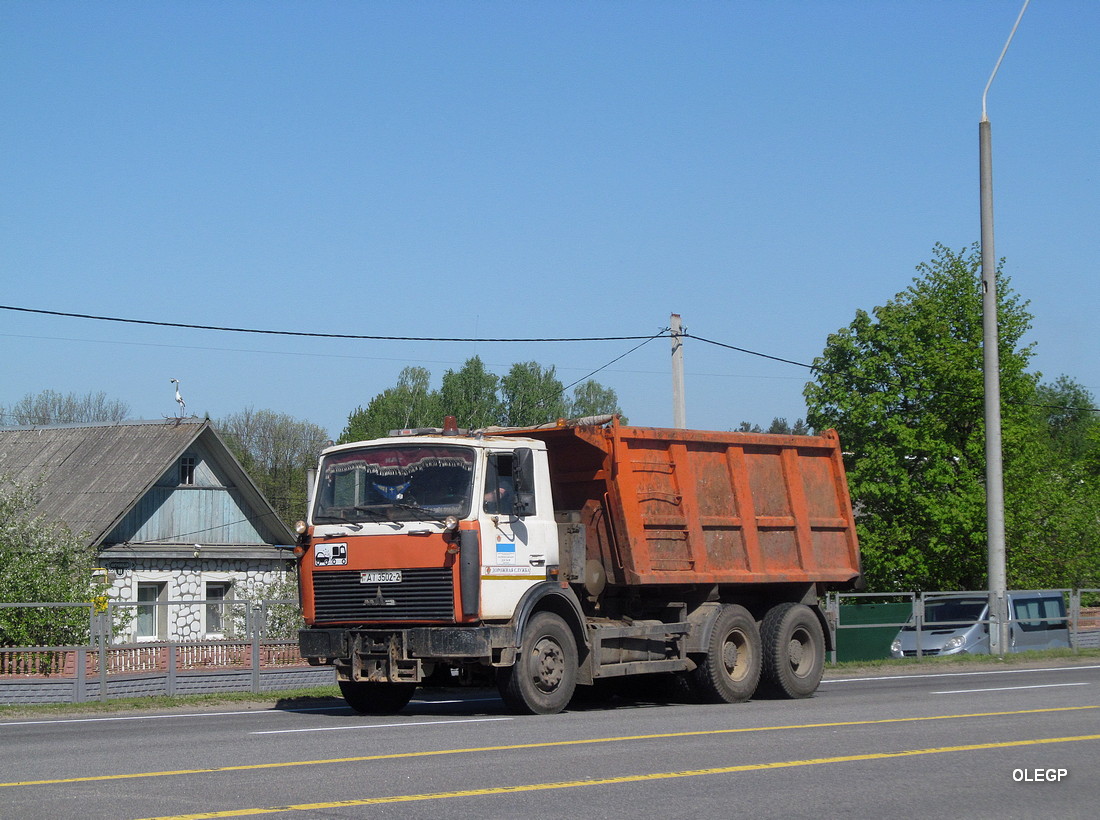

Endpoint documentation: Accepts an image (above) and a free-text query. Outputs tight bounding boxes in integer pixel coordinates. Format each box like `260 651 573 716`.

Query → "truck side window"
484 454 515 516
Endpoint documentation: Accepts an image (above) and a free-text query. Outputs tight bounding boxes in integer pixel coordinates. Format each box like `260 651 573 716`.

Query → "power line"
686 332 1100 415
683 332 816 371
559 329 668 393
0 304 659 343
4 302 1095 416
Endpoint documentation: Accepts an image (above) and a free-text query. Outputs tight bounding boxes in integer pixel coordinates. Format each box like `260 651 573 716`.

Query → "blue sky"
2 1 1097 438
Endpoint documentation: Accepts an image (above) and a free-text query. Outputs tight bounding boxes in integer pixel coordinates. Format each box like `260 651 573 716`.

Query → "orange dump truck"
296 415 861 714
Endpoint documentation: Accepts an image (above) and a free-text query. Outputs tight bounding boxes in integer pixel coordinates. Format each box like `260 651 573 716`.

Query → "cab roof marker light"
387 417 471 437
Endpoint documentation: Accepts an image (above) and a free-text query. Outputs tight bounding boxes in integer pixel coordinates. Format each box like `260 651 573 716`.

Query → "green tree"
438 356 502 429
0 476 106 648
2 390 130 426
230 573 303 640
736 418 811 435
767 418 811 435
568 380 625 421
340 367 442 443
500 362 567 427
1003 377 1100 589
1032 376 1099 462
217 408 330 526
340 359 625 443
804 243 1037 592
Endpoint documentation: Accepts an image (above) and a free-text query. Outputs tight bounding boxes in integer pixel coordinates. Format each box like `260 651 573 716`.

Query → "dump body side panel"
505 422 860 588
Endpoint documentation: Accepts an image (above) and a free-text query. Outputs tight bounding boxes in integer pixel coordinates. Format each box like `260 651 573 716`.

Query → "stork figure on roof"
170 379 186 417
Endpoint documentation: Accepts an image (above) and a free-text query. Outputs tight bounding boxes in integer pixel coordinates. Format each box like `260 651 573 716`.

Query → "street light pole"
980 0 1029 656
980 116 1008 655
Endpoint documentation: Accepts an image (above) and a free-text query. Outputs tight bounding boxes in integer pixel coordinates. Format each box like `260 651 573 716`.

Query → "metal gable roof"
0 418 294 548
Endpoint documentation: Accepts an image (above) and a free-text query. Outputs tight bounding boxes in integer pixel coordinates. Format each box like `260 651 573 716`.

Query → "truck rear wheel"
497 611 578 715
690 604 761 703
339 680 416 714
759 602 825 698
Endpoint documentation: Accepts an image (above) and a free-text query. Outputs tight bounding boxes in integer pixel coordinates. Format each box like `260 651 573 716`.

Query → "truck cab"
303 430 558 625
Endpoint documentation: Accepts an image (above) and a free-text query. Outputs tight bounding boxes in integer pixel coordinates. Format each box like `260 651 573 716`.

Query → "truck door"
478 450 555 619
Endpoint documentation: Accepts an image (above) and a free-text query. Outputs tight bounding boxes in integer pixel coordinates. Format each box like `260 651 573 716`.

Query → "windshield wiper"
389 501 444 522
314 507 390 526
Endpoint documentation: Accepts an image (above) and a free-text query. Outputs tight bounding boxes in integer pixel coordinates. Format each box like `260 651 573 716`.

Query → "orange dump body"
498 421 861 588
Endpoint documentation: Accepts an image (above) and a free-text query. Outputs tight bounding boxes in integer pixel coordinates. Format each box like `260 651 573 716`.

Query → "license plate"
360 571 402 584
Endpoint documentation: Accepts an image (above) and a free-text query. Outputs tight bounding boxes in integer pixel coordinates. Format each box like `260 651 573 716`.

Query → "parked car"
890 591 1070 658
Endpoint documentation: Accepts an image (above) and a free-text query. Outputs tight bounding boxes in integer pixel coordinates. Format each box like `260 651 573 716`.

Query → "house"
0 418 297 642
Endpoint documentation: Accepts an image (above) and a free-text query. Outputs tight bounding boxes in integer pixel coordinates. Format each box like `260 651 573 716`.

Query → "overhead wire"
684 332 1100 415
0 305 656 343
2 303 1096 416
559 328 669 394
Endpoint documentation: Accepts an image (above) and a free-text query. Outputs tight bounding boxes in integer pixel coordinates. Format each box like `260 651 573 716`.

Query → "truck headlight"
890 638 902 655
943 636 965 652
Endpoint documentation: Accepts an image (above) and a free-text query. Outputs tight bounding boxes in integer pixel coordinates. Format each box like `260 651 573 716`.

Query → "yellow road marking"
2 705 1096 789
142 733 1100 819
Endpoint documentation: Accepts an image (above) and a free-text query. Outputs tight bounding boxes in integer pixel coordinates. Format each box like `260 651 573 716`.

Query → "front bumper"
299 625 516 682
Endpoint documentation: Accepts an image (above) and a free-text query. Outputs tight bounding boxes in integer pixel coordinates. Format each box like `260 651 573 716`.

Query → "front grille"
312 568 455 622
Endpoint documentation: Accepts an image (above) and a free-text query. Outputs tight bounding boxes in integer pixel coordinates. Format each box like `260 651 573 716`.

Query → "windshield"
313 445 475 524
903 598 987 630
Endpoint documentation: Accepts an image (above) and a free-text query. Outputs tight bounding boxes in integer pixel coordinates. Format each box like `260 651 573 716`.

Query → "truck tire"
497 611 578 715
759 602 825 698
689 604 761 703
339 680 416 714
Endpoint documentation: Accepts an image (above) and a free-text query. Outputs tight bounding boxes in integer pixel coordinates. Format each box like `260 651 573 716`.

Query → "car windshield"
313 445 475 524
903 598 987 630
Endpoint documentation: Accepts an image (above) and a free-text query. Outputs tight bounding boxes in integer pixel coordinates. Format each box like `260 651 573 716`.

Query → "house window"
136 583 166 639
206 582 232 635
180 456 196 486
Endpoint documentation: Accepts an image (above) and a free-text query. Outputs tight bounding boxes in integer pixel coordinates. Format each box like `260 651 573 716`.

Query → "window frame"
205 581 233 637
179 455 197 486
136 582 167 641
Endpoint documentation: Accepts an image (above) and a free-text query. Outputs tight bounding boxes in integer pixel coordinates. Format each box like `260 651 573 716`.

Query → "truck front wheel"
690 604 761 703
497 612 578 715
339 680 416 714
759 602 825 698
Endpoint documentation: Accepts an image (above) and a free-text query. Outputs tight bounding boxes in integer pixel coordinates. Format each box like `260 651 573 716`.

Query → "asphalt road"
2 663 1098 820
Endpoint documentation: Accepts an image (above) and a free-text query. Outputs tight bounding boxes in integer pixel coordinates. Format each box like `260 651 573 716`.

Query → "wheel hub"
788 638 805 667
533 638 564 692
722 641 739 671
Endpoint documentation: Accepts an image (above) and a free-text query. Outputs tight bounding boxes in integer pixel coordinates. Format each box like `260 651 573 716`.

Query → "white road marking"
821 664 1100 684
0 706 339 728
251 716 513 735
0 696 503 728
933 682 1090 695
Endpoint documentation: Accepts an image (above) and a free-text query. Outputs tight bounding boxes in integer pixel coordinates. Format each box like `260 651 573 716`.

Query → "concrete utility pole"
980 0 1029 656
670 314 686 428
